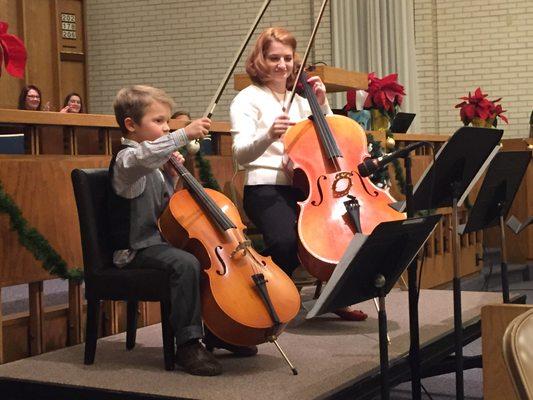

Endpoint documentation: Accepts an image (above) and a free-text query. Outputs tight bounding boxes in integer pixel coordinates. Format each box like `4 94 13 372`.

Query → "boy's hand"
184 117 211 140
163 151 185 178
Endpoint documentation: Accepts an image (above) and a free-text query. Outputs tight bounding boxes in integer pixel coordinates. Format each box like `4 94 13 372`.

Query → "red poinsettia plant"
364 72 406 118
0 21 27 78
455 87 508 127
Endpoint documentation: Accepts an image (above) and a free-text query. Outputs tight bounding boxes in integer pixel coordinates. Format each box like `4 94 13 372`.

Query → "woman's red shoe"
333 308 368 321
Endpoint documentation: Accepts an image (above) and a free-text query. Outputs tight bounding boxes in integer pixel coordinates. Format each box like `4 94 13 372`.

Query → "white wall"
86 0 331 120
86 0 532 137
414 0 533 137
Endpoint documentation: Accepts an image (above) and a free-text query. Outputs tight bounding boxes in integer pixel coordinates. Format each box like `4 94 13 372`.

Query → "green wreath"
0 180 83 282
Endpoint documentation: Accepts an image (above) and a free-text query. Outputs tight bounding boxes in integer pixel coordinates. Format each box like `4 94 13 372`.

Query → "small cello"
158 157 300 371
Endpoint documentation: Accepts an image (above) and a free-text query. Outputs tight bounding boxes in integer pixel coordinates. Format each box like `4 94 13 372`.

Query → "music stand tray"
307 216 441 400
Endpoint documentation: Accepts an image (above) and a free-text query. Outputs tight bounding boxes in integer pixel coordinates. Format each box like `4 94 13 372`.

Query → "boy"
109 85 219 376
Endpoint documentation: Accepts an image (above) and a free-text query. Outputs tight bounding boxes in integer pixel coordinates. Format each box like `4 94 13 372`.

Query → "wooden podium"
234 65 368 92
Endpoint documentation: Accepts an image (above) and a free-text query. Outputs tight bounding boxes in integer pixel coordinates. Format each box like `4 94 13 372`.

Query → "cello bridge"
230 240 252 258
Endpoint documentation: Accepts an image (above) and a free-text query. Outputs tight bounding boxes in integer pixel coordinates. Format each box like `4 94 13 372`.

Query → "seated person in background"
17 85 50 111
171 110 191 122
110 85 256 376
59 92 84 113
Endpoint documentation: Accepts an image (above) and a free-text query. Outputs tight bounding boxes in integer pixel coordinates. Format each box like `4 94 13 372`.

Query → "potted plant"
455 87 508 127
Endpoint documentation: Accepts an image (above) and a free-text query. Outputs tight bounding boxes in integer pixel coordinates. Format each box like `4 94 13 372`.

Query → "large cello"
283 1 405 282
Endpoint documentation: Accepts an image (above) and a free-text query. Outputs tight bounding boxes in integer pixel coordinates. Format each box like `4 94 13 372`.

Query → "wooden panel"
482 304 533 400
0 0 24 108
23 0 59 110
0 155 110 286
0 287 3 364
0 109 232 133
28 281 44 355
38 126 68 154
2 304 74 363
234 66 368 92
58 60 86 107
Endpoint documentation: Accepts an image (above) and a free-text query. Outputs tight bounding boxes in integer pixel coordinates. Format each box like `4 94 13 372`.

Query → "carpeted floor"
0 290 507 400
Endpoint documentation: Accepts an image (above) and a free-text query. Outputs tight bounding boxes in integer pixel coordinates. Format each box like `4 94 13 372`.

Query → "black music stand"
459 151 532 303
306 215 442 400
395 126 503 400
389 112 416 133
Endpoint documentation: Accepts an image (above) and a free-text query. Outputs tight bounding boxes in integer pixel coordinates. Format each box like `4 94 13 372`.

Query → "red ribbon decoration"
0 21 27 79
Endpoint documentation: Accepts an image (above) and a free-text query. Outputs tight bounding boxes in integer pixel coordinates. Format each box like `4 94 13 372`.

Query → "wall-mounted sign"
60 13 77 40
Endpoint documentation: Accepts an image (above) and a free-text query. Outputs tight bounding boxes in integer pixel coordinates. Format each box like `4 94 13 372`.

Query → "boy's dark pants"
126 243 203 345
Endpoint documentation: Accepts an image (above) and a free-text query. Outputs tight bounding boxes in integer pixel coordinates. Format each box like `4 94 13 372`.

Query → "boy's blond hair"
113 85 175 133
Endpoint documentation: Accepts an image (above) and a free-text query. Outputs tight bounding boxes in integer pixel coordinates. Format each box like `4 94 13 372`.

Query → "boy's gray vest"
108 145 174 250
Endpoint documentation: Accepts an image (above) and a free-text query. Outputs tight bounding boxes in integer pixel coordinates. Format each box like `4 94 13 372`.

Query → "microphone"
357 141 427 177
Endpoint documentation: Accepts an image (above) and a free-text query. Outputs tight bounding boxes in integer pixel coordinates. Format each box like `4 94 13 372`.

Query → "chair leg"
84 298 100 365
160 301 175 371
126 301 138 350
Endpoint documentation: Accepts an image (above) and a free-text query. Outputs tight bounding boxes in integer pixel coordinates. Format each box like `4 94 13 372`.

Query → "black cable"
421 382 435 400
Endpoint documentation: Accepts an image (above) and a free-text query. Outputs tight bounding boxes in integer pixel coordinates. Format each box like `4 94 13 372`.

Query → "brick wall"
86 0 532 138
85 0 331 119
414 0 533 137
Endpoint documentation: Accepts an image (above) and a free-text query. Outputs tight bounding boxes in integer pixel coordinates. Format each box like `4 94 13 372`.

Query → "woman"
230 27 367 321
60 92 84 113
18 85 46 111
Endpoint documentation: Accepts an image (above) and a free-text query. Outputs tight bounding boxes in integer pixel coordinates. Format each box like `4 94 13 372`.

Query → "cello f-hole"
214 246 227 275
311 175 327 206
354 170 379 197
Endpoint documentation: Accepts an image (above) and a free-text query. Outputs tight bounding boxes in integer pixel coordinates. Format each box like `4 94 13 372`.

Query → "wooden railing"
0 109 487 363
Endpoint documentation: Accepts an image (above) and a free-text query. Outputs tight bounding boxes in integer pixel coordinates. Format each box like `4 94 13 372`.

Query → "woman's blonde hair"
245 27 301 88
113 85 175 133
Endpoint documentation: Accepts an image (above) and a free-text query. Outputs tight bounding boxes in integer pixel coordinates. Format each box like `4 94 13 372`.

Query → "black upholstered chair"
71 168 175 370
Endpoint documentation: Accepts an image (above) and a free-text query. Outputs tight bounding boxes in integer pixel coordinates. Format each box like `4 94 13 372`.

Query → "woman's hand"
163 151 185 178
307 76 327 105
268 114 295 140
59 106 70 113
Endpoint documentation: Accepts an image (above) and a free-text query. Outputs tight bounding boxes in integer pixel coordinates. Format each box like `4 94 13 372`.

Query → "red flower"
0 21 27 78
455 87 508 126
364 73 405 116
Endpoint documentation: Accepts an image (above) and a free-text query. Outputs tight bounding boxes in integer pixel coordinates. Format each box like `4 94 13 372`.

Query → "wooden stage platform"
0 290 517 400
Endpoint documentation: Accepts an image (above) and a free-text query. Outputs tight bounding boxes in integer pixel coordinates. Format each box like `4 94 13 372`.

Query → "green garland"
194 152 221 191
0 180 83 282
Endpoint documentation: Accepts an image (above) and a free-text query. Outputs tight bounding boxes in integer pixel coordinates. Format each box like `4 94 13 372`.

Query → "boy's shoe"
175 340 222 376
203 330 258 357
